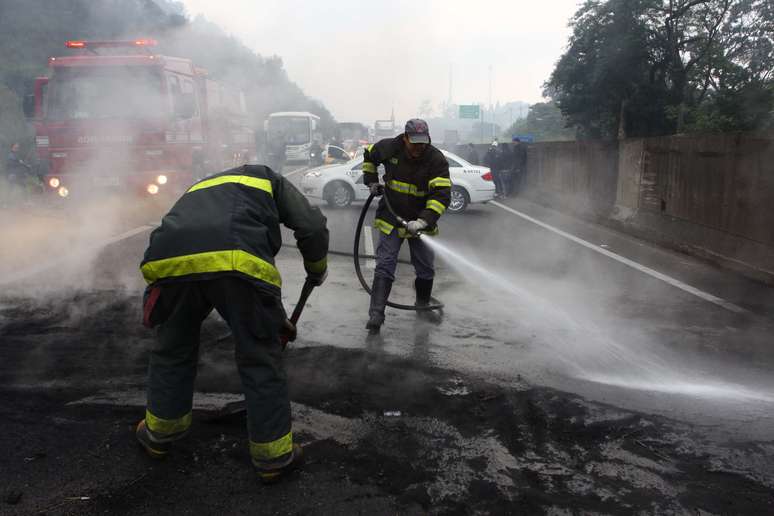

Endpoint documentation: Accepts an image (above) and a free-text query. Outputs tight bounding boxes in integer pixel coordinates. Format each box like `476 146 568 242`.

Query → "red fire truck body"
29 40 253 198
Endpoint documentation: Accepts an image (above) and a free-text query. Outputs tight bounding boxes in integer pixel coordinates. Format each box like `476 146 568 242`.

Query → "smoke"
177 0 581 124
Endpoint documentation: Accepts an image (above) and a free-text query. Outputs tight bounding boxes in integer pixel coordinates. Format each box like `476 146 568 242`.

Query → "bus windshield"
47 67 164 120
268 117 310 145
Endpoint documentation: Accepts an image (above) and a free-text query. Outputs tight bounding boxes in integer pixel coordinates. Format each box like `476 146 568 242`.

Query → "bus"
264 111 320 163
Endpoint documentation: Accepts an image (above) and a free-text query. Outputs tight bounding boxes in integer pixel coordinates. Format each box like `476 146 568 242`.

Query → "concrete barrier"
516 133 774 284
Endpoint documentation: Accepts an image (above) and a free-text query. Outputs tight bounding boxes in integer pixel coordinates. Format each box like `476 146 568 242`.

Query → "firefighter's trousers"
145 276 294 469
373 228 435 282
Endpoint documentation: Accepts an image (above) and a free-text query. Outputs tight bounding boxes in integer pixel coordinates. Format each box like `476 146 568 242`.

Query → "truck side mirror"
23 94 36 119
175 92 196 119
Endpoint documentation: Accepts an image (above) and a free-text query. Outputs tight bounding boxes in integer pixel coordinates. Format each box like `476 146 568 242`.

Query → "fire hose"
353 190 444 312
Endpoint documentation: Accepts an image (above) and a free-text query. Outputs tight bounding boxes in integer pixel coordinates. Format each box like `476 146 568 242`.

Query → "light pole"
488 65 492 142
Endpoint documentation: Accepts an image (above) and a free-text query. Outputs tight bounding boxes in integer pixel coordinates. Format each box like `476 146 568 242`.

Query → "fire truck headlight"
48 177 60 189
57 186 69 198
156 174 168 185
147 184 160 195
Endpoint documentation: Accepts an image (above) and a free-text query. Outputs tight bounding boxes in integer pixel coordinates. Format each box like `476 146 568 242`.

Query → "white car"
299 150 495 214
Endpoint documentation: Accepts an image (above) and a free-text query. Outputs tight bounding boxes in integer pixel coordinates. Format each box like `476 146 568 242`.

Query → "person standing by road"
138 163 329 484
362 119 451 333
267 135 287 174
496 143 513 197
309 139 324 166
465 143 479 166
511 137 528 194
483 141 501 197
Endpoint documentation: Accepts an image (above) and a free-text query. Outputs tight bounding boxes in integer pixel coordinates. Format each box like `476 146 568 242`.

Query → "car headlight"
305 171 322 178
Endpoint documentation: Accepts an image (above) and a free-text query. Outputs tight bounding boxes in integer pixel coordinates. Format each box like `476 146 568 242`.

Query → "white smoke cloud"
179 0 580 124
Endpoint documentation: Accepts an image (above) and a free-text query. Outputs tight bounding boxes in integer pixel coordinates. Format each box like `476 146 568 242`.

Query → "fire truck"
24 39 254 199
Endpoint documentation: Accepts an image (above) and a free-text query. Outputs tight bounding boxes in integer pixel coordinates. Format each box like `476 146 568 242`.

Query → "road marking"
490 201 746 314
0 224 156 287
283 165 309 178
364 226 375 270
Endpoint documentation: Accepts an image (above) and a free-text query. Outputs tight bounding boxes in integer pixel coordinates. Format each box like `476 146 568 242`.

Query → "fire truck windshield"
47 67 164 121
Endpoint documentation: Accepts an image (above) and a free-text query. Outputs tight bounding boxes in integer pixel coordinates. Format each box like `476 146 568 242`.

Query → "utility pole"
448 64 453 110
488 65 492 142
480 104 484 144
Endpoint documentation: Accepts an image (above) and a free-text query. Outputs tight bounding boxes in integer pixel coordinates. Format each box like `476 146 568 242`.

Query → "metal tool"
280 278 316 350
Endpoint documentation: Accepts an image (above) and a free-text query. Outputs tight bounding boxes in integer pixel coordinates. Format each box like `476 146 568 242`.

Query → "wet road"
2 167 773 514
288 170 774 436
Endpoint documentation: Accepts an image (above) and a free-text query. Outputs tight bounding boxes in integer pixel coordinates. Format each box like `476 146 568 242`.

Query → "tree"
503 102 576 142
546 0 774 138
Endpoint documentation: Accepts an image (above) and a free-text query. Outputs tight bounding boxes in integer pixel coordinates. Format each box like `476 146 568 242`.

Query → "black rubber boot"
415 278 442 324
366 276 393 333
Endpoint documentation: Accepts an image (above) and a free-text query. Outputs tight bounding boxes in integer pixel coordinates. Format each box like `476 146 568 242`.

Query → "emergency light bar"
65 39 158 49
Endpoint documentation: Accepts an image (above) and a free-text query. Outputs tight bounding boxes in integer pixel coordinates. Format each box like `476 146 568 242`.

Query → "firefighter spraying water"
354 119 450 334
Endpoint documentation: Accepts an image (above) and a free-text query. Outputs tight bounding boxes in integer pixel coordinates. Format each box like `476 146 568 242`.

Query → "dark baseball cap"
405 118 430 144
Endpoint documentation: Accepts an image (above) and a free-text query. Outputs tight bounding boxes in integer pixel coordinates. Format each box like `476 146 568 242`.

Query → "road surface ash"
1 290 773 515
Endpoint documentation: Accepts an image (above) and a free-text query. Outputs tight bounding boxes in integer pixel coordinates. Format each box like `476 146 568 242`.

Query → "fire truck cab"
26 39 253 198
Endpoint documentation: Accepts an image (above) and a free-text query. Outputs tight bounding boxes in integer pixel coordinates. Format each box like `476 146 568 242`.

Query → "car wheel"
325 181 354 208
448 186 469 214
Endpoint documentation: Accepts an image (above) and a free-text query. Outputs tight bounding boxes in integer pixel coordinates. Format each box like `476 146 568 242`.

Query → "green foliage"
546 0 774 138
0 0 336 149
503 102 576 142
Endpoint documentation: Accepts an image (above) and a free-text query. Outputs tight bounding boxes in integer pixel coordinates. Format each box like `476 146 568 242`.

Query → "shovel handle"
281 279 316 349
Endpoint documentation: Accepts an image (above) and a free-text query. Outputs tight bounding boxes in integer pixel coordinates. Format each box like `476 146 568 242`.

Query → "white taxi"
299 150 495 213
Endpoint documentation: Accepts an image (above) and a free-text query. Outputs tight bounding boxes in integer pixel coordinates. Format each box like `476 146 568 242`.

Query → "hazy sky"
180 0 581 125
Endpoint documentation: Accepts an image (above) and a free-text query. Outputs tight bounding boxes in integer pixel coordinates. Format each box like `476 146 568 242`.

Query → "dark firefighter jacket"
362 135 452 238
140 164 329 296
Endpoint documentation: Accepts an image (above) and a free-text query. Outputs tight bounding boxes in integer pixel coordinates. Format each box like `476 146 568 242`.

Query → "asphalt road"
1 169 773 515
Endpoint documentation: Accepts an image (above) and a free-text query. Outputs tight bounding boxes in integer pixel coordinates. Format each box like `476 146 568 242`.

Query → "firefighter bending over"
138 164 329 484
363 118 451 333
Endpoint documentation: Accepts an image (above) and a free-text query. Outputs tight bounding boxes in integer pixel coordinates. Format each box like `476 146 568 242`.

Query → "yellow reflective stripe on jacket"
141 249 282 287
428 177 452 189
187 175 273 196
304 256 327 274
249 432 293 461
387 179 426 197
146 409 192 436
362 162 376 173
426 199 446 215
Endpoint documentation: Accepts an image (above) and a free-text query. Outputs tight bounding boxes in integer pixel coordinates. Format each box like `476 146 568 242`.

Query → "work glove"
279 318 297 349
306 268 328 287
406 218 428 236
368 183 384 196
